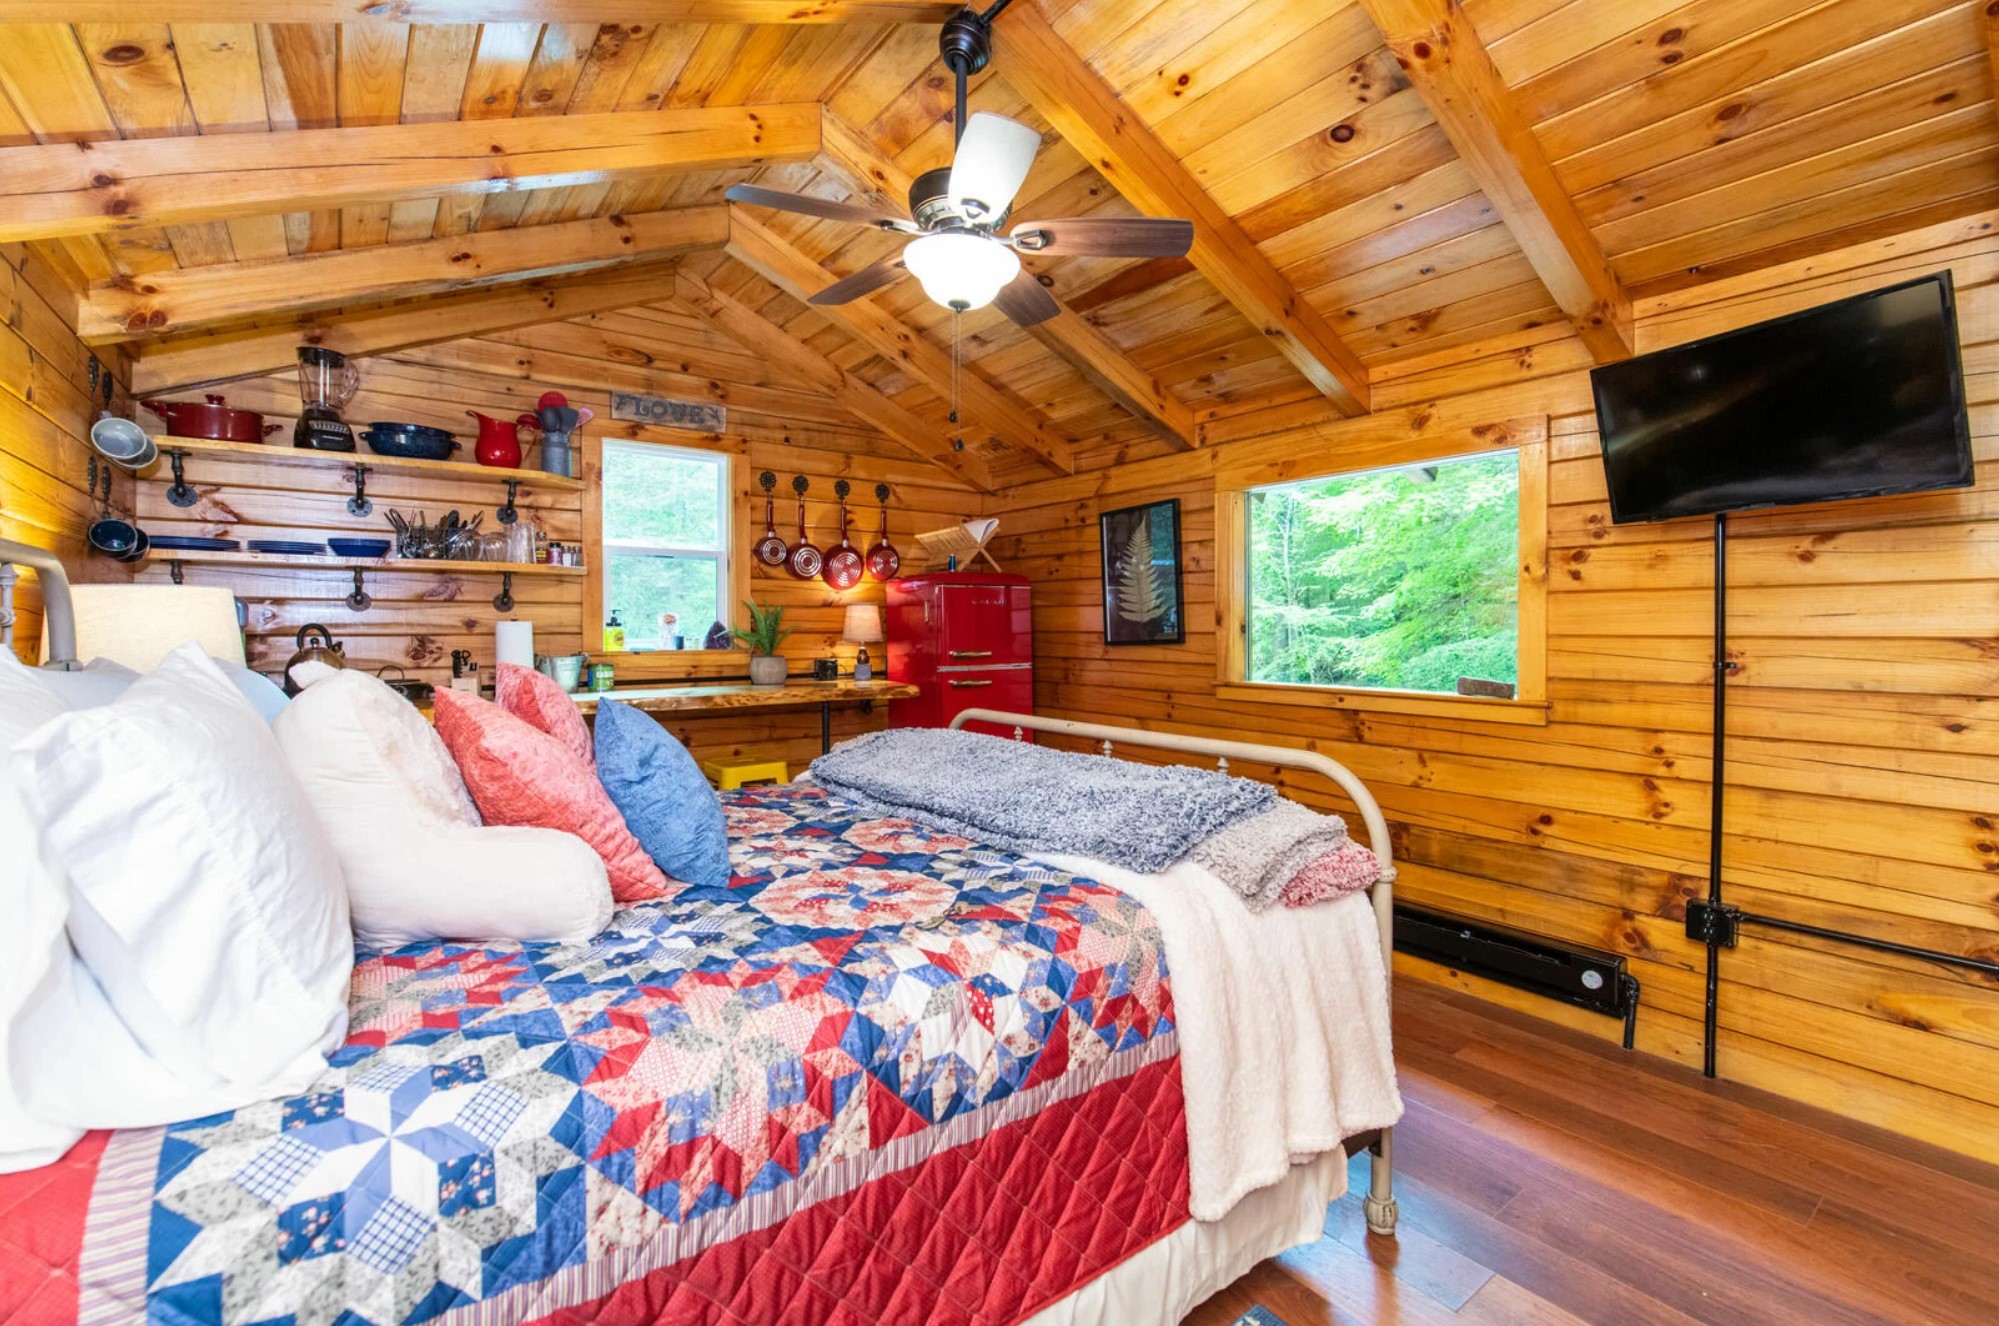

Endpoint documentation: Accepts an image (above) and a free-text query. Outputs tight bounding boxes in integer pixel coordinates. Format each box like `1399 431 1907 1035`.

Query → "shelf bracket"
493 572 515 613
497 479 520 526
168 559 185 585
165 450 198 508
347 463 373 517
346 568 373 613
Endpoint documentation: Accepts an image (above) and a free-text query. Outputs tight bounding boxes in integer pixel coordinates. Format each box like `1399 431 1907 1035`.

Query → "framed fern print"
1099 498 1185 646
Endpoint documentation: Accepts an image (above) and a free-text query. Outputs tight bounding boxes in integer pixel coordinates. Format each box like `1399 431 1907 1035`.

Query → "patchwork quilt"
1 784 1189 1326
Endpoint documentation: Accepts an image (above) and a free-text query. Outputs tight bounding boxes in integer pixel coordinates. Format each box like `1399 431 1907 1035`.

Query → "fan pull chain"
950 307 964 451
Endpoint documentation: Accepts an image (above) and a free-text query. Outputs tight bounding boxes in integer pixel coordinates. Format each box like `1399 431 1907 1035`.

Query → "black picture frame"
1099 498 1185 646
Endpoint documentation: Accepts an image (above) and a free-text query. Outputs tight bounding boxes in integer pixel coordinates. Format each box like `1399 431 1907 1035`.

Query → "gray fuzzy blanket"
1191 800 1353 911
808 728 1276 873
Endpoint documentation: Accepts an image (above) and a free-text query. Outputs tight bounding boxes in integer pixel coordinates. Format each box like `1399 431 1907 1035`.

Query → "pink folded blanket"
1190 798 1380 910
1280 839 1381 908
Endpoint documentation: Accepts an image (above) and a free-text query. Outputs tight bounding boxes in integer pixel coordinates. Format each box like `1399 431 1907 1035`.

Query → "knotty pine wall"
122 311 982 771
990 213 1999 1163
0 244 131 664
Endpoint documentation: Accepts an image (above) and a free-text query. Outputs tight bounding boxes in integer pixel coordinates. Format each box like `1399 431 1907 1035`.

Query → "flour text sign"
610 391 726 434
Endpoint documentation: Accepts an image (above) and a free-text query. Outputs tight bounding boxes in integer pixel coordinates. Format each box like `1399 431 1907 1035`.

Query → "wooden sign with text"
610 391 726 434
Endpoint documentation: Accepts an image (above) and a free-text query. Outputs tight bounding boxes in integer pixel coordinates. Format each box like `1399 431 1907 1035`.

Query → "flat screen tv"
1591 272 1973 524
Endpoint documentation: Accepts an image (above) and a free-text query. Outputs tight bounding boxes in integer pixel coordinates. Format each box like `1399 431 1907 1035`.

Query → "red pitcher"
468 410 522 469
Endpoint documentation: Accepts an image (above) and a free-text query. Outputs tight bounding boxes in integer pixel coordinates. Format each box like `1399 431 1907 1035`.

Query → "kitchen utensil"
294 346 359 452
786 475 822 579
90 413 156 470
248 539 328 555
327 537 390 558
141 394 282 443
376 665 434 705
362 423 458 461
87 517 144 561
284 623 346 695
866 482 900 580
149 535 239 552
467 410 523 468
754 471 788 566
823 479 864 590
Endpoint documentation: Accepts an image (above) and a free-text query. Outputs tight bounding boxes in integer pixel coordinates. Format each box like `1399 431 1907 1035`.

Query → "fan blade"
994 269 1060 327
808 254 910 306
724 184 913 231
947 113 1042 221
1009 216 1195 258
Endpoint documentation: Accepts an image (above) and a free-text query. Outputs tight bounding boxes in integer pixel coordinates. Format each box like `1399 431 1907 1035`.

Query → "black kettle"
283 623 347 696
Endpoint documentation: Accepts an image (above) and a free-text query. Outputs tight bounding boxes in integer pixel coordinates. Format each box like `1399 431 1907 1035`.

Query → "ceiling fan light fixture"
903 231 1020 312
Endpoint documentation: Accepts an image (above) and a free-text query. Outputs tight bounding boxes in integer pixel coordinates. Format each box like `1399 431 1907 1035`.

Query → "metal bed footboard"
947 707 1399 1237
0 535 79 667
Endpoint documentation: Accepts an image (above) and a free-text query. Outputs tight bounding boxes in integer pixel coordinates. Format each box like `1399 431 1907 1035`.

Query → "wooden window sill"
1214 682 1550 726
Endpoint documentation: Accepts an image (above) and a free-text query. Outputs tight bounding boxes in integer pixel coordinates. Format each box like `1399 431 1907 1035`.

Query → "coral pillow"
433 688 669 902
495 662 593 766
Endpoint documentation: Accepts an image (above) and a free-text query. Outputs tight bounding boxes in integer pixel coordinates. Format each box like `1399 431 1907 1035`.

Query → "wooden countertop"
568 678 917 713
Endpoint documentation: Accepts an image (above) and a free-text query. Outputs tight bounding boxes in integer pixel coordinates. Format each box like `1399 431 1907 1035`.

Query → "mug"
812 658 839 681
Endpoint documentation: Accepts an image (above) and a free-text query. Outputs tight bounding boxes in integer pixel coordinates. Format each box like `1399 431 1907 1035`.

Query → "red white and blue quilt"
1 783 1190 1325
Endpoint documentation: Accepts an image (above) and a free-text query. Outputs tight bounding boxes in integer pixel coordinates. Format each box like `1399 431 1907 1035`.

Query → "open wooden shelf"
137 550 584 576
155 435 587 492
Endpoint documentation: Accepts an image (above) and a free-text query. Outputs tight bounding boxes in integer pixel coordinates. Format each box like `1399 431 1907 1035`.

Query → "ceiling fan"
723 2 1193 327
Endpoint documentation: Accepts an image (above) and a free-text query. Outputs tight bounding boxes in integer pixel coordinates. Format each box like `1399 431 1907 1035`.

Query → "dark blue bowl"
362 425 458 461
327 538 391 558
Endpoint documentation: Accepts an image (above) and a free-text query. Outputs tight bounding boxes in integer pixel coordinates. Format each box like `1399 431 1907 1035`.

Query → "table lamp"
843 603 884 681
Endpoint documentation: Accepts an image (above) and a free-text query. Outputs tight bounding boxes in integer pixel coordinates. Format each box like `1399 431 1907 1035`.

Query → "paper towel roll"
496 620 534 669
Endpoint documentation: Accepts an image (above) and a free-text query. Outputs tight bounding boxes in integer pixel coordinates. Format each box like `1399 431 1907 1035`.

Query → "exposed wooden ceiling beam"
997 0 1371 415
725 209 1078 476
1357 0 1634 362
671 270 994 493
81 206 724 344
810 109 1198 451
0 104 817 243
6 3 957 22
130 264 682 397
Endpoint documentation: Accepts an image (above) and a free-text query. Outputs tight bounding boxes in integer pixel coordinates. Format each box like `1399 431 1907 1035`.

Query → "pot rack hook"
497 478 519 526
347 463 372 517
169 559 185 585
345 568 373 613
492 572 515 613
165 450 198 509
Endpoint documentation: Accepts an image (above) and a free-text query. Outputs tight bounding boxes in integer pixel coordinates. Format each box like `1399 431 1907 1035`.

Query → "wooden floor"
1185 981 1999 1326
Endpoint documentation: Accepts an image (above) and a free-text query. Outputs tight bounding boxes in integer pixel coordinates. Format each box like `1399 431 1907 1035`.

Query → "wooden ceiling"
1 0 1993 489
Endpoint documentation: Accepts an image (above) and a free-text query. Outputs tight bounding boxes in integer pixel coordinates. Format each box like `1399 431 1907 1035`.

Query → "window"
601 441 731 650
1218 434 1547 724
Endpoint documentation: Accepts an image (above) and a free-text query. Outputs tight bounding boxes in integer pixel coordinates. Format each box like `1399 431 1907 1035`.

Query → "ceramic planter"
749 654 787 686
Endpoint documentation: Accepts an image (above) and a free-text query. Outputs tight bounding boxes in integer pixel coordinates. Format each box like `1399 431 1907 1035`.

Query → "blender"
294 346 359 452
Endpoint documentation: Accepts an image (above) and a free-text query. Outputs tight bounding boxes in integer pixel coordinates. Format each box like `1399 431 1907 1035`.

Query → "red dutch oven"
142 394 282 443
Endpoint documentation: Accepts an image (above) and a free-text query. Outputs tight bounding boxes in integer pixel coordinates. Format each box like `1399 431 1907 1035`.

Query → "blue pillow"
592 698 730 890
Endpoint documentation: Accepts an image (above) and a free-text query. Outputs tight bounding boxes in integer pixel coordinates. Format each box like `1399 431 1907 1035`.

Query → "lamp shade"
842 603 884 644
901 232 1020 311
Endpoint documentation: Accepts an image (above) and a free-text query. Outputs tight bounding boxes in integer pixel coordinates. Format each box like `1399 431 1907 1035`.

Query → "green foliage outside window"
602 442 728 649
1247 450 1519 694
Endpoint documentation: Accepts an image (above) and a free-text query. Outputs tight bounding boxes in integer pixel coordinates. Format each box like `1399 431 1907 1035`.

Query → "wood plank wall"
988 213 1999 1165
121 331 981 771
0 244 130 663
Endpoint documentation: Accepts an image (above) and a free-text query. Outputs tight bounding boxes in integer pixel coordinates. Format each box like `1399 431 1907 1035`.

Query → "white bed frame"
948 707 1399 1238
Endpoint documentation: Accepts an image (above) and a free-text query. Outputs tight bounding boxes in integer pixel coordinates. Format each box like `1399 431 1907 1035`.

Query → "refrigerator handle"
948 650 992 659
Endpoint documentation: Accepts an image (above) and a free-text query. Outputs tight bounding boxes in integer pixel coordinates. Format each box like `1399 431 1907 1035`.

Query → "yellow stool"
701 758 790 790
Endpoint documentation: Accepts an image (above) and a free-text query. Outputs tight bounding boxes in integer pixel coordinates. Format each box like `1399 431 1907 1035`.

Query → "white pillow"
273 669 613 948
11 644 352 1103
61 656 289 722
0 653 86 1170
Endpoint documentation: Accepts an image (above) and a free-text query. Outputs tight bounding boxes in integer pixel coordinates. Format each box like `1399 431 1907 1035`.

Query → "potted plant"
733 599 792 686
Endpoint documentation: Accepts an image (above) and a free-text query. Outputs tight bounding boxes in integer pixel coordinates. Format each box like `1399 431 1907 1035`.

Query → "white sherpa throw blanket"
1037 851 1403 1221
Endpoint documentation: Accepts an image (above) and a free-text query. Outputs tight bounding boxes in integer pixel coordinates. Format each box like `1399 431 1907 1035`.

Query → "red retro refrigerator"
884 572 1033 737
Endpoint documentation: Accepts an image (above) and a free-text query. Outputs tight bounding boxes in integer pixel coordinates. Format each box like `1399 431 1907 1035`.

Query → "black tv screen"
1591 273 1973 524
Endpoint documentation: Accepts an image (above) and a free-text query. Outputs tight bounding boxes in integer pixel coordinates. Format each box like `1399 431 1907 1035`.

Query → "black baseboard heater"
1395 904 1641 1049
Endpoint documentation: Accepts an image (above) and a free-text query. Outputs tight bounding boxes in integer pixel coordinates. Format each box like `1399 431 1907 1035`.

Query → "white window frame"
599 439 733 648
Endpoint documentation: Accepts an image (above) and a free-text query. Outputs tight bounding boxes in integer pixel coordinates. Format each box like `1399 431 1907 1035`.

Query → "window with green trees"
601 441 730 650
1246 449 1520 695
